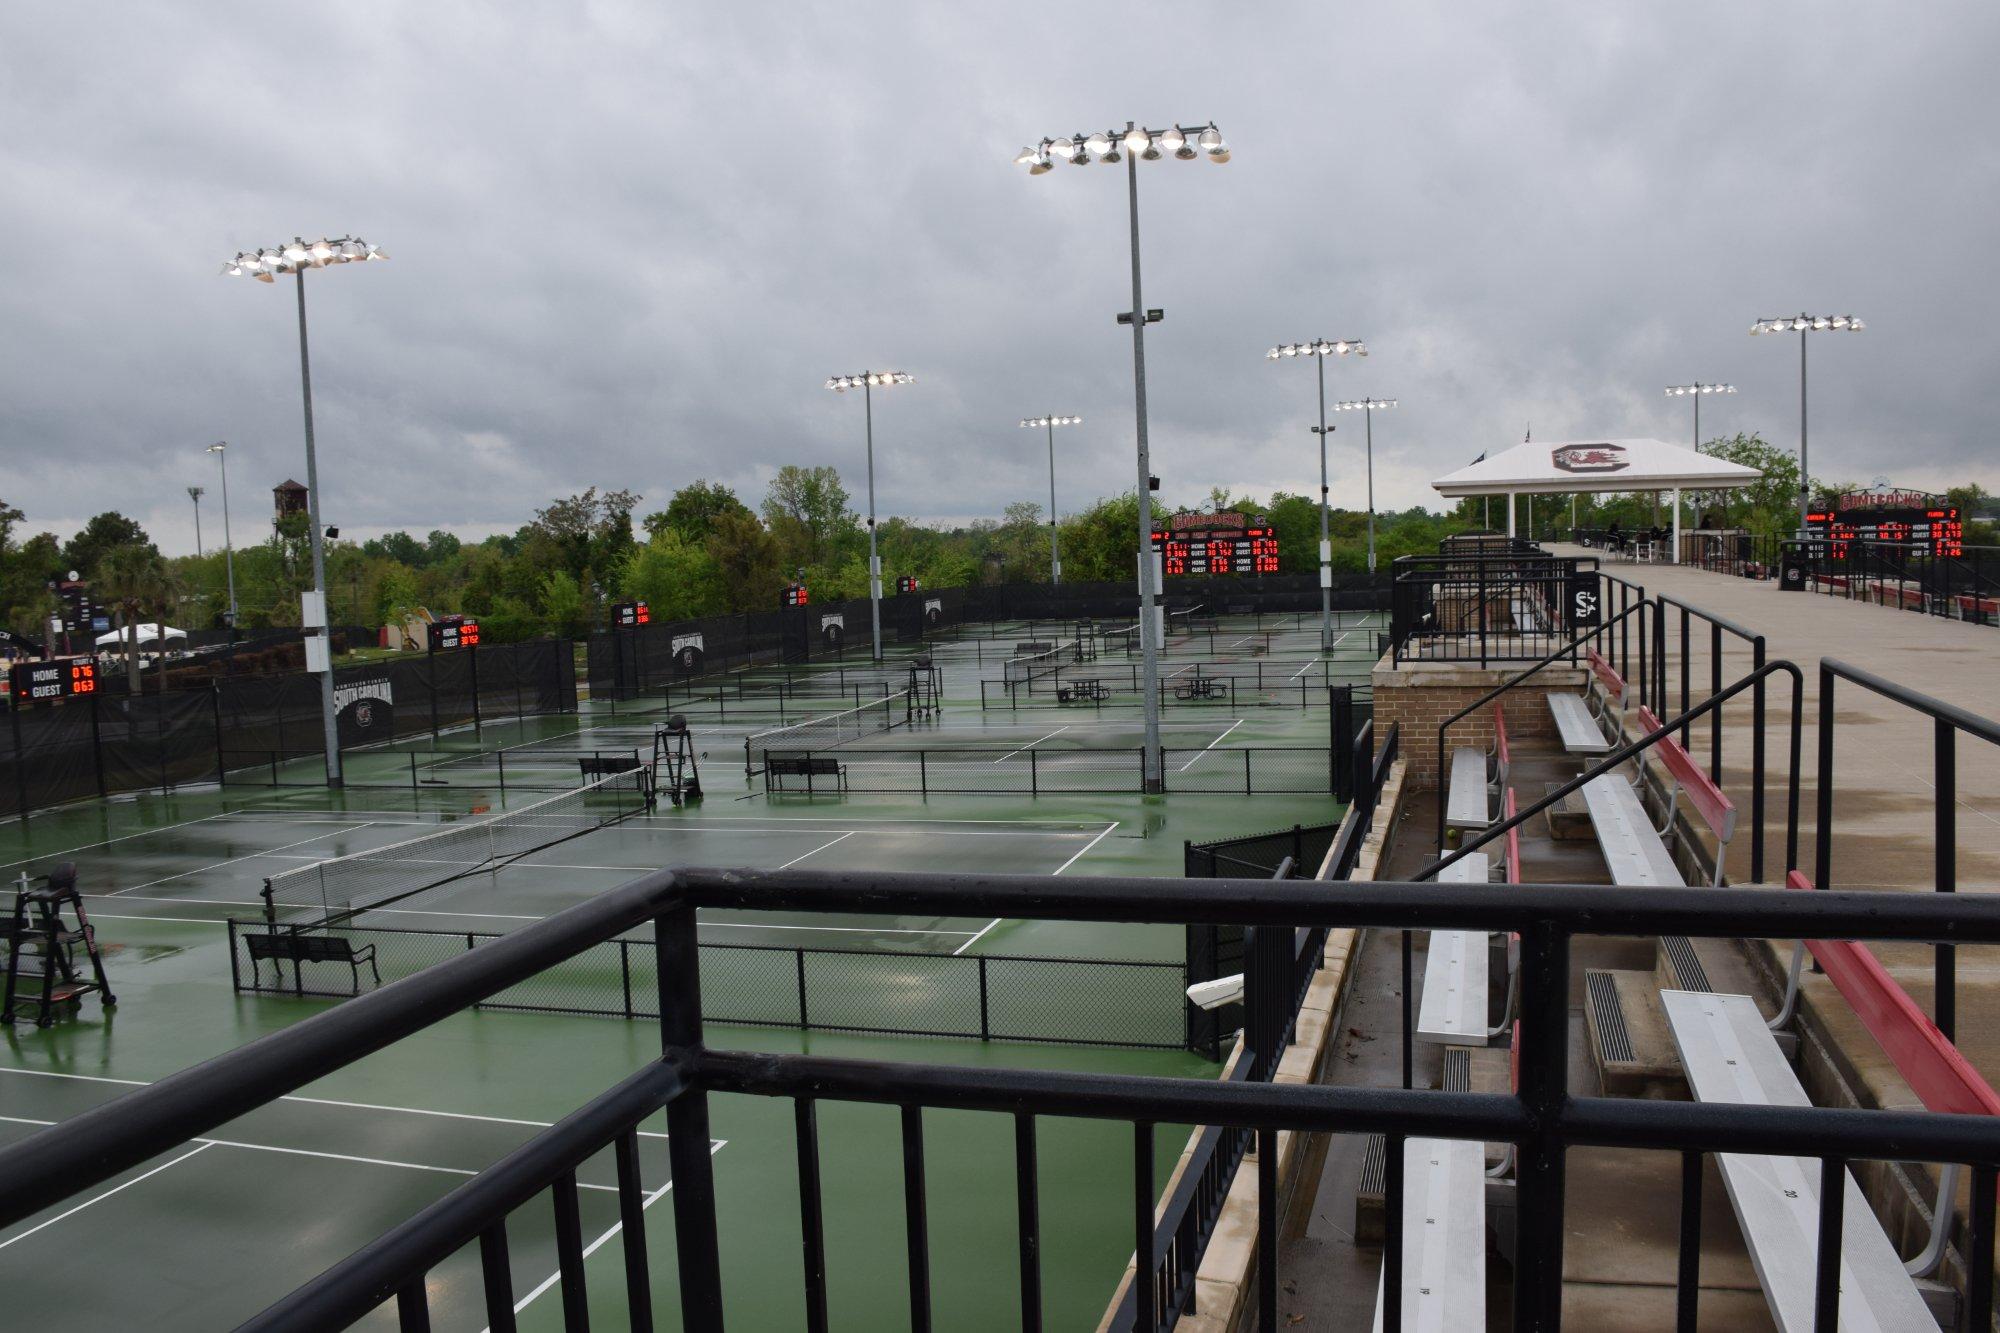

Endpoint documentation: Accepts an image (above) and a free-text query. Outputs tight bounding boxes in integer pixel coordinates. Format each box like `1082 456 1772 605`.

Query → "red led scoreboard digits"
611 601 650 628
783 583 810 607
9 658 98 704
1150 513 1280 575
426 620 479 651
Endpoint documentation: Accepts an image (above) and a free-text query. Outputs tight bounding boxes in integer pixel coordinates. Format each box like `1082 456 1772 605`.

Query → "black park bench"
246 932 381 996
767 754 847 792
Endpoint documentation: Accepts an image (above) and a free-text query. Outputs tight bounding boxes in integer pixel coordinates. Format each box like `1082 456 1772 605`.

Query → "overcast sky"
4 2 1997 556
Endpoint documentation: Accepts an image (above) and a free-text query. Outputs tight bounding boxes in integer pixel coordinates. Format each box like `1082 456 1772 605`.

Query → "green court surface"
0 611 1376 1328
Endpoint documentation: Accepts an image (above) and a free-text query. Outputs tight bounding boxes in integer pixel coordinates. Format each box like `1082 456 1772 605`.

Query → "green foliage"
536 569 591 638
645 481 754 544
621 531 722 620
63 511 154 579
762 465 859 569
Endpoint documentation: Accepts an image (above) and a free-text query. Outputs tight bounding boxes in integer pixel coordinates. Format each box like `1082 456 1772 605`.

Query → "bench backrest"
1492 702 1510 774
1785 870 2000 1118
1584 647 1626 708
1634 706 1736 845
1503 788 1521 886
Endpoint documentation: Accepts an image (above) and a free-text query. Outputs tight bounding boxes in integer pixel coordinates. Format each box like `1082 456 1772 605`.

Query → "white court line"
86 911 230 924
108 824 375 895
1178 719 1245 771
0 1114 624 1194
0 1140 214 1251
993 726 1069 762
0 1068 673 1138
500 1141 727 1328
703 921 976 937
0 812 231 872
953 820 1119 957
774 830 856 870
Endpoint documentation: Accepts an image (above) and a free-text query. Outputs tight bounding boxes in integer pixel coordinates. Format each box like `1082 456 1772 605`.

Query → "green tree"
530 488 641 587
95 543 173 692
645 481 754 544
762 466 857 568
63 512 154 578
706 511 786 612
536 569 590 638
620 531 724 620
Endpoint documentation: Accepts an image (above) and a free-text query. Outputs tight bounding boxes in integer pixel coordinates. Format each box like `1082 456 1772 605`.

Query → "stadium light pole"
224 236 387 787
1021 416 1081 585
1750 314 1862 534
205 442 239 632
1333 397 1397 577
1018 120 1228 792
1267 340 1367 650
1664 382 1734 537
826 371 914 663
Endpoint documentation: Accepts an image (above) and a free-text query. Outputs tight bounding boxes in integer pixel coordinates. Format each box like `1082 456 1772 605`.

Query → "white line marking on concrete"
0 813 231 873
1179 719 1245 771
774 831 856 870
0 1140 213 1251
953 820 1119 957
993 727 1070 762
108 824 375 895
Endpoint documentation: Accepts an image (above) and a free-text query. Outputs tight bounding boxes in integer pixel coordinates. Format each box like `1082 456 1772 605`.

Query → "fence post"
657 905 725 1326
796 949 811 1029
620 939 634 1018
919 749 928 797
88 692 106 797
1030 746 1038 797
10 697 28 822
1243 748 1252 796
210 685 226 787
227 918 241 992
978 956 991 1039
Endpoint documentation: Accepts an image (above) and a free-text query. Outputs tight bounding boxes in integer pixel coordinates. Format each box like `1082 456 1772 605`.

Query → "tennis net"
260 767 654 929
1002 641 1075 688
743 691 912 773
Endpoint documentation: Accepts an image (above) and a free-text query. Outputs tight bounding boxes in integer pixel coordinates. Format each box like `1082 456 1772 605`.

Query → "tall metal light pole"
1333 398 1398 576
225 236 387 786
1664 382 1734 538
1268 340 1366 650
1750 314 1862 533
1020 416 1081 584
206 442 238 631
1019 120 1228 791
187 486 205 558
825 371 914 663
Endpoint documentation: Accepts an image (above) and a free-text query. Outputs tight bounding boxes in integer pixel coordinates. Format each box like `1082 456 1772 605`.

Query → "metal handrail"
1431 599 1653 851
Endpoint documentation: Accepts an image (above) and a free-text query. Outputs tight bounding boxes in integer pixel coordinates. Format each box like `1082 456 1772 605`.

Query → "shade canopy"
1431 437 1762 498
95 624 187 647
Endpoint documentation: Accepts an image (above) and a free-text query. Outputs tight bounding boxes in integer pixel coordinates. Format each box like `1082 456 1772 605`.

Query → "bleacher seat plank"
1662 991 1936 1333
1370 1136 1486 1332
1418 854 1490 1043
1547 693 1610 754
1581 776 1682 886
1444 748 1491 830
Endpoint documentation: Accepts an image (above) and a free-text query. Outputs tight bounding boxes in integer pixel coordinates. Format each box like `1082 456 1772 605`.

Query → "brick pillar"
1371 658 1586 786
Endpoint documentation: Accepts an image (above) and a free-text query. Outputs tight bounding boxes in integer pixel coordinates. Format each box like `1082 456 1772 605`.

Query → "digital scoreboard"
9 658 98 704
1806 495 1963 561
426 620 480 651
783 583 810 607
896 575 920 594
1150 513 1281 576
611 601 650 628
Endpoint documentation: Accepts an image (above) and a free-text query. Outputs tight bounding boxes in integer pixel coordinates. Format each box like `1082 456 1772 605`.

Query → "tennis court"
0 610 1379 1327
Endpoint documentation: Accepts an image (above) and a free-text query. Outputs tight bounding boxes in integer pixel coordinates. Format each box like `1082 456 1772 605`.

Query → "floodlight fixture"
1750 312 1864 531
1664 383 1736 397
222 235 385 283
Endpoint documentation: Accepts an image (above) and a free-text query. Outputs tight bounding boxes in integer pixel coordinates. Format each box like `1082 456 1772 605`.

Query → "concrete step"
1583 968 1691 1099
1543 781 1593 841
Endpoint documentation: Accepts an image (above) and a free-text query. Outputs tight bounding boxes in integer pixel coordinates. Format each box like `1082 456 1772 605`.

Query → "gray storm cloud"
2 1 1996 554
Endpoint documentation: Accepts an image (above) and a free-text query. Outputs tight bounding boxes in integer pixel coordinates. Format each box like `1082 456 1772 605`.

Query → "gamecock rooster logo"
1551 443 1629 474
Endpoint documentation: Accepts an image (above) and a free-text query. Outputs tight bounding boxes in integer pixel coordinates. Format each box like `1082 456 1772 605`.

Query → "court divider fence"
2 638 575 820
225 920 1190 1050
760 745 1342 796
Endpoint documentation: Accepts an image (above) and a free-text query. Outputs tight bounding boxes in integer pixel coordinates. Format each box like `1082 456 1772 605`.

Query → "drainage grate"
1661 936 1712 993
1359 1132 1385 1196
1442 1046 1471 1092
1587 971 1635 1065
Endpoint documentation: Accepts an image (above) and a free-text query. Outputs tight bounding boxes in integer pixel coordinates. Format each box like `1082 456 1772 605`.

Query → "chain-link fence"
759 744 1341 796
228 920 1187 1049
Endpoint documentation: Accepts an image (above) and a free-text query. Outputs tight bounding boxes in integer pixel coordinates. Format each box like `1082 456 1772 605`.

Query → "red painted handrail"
1786 869 2000 1118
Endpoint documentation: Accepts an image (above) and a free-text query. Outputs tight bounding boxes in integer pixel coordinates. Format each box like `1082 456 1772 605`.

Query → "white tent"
1430 437 1763 563
94 623 187 648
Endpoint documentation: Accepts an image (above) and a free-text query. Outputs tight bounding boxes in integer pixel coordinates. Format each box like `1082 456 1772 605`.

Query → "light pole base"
1143 778 1165 795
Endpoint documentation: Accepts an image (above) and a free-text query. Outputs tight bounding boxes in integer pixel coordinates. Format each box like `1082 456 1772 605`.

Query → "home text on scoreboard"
9 658 99 704
1149 516 1280 575
611 601 650 629
783 583 810 607
426 620 480 652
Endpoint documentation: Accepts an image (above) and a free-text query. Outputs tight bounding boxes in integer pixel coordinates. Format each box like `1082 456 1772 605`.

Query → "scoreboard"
1150 524 1281 576
1806 499 1963 560
783 583 810 607
896 576 920 594
611 601 650 628
10 658 98 705
426 620 480 651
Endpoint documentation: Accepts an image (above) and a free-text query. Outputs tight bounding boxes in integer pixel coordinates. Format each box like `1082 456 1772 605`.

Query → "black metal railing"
1777 539 2000 624
1812 658 2000 1043
1649 593 1772 882
8 868 2000 1332
1389 553 1646 669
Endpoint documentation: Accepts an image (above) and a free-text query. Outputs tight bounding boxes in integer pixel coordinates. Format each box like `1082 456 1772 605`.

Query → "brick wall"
1371 660 1588 784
